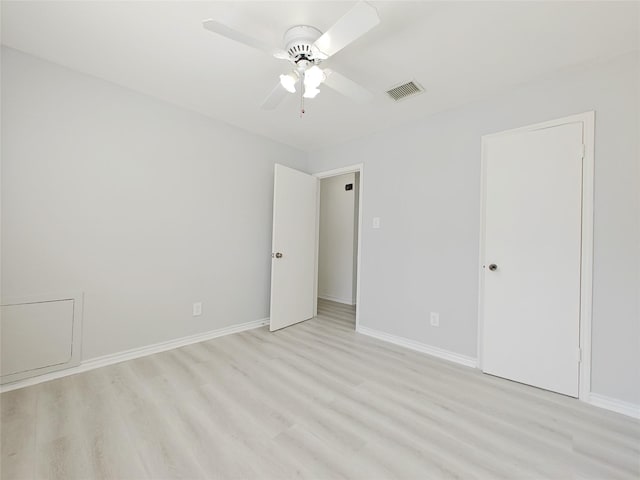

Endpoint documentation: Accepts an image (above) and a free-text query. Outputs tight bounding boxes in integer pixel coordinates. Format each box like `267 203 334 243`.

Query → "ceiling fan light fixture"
304 66 325 89
303 87 320 99
279 73 297 93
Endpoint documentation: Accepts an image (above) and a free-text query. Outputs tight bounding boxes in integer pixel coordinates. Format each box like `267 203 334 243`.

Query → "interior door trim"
477 111 595 402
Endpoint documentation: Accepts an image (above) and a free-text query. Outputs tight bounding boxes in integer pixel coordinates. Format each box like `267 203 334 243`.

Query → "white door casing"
479 114 594 398
269 164 318 331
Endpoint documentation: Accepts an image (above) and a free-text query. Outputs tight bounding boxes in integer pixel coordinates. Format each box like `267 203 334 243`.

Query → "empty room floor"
2 299 639 479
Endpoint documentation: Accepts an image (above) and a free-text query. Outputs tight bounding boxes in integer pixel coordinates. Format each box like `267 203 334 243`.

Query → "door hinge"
577 347 582 363
579 144 585 160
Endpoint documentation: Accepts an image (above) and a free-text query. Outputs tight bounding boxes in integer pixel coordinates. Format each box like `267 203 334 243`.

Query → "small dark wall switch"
345 184 353 191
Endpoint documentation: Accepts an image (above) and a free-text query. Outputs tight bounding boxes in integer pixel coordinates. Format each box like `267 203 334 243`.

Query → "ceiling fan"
202 1 380 113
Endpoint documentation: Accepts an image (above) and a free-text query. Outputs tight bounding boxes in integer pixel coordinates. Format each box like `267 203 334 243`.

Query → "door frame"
477 111 595 401
313 164 364 330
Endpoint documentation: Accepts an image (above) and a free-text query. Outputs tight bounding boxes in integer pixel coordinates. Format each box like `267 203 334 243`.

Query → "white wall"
1 47 307 360
318 173 358 305
309 53 640 406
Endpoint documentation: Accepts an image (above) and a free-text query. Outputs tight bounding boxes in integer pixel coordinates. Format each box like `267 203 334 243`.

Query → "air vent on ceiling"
386 81 424 102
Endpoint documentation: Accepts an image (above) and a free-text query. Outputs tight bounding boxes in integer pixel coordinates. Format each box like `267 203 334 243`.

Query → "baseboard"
357 325 477 368
6 317 636 420
588 393 640 419
0 317 269 393
318 294 355 305
357 326 640 419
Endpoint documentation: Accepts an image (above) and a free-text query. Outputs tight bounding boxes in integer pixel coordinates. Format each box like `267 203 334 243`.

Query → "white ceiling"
2 1 638 151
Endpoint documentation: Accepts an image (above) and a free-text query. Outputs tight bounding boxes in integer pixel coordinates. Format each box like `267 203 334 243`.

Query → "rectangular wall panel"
1 299 75 378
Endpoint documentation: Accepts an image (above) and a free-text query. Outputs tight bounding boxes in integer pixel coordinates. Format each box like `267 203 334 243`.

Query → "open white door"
269 164 318 331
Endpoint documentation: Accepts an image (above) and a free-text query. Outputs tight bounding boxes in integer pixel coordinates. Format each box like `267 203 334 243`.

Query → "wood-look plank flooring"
2 299 639 479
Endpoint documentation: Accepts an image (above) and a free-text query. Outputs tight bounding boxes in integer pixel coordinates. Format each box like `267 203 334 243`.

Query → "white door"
481 121 584 397
270 164 318 331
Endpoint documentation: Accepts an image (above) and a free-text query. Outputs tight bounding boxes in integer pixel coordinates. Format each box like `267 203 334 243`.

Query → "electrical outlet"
430 312 439 327
192 302 202 317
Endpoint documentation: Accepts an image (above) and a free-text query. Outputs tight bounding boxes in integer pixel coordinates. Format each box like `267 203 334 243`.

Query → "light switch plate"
372 217 381 229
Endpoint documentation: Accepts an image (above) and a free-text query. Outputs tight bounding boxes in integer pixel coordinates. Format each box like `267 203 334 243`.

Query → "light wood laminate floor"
2 299 639 479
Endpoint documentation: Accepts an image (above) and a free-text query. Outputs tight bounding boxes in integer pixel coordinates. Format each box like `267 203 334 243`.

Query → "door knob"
488 264 498 271
272 252 283 259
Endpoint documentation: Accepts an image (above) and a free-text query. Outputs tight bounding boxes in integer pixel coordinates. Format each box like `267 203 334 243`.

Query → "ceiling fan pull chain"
300 74 305 117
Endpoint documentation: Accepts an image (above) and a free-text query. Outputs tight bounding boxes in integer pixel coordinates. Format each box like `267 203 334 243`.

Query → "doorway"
313 164 364 330
478 112 594 400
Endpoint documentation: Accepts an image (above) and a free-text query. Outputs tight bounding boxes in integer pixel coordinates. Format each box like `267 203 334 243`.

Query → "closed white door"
269 164 318 331
481 122 584 397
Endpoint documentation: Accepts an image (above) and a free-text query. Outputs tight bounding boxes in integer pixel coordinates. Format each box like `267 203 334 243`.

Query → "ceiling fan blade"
312 2 380 58
261 83 289 110
323 69 373 103
203 19 288 59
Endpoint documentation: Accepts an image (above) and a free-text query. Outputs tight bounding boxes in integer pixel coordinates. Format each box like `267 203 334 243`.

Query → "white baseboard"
357 325 477 368
588 393 640 419
357 326 640 419
0 318 269 393
318 294 355 305
6 316 637 421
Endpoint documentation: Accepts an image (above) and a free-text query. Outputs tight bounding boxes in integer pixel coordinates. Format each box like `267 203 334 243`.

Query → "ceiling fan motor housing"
283 25 323 65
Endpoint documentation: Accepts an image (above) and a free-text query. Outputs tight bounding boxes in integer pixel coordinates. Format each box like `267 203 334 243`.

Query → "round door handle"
273 252 283 259
488 264 498 271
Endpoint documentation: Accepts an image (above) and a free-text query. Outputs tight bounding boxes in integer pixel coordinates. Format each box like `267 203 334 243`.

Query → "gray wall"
309 53 640 405
318 173 358 305
1 47 306 360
